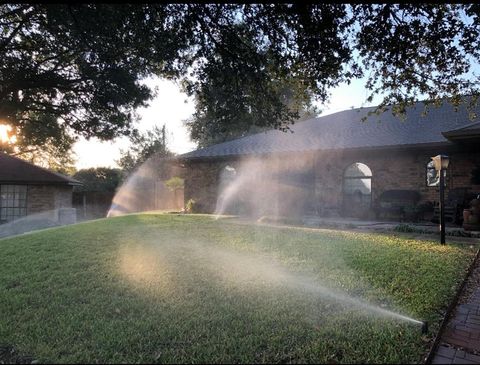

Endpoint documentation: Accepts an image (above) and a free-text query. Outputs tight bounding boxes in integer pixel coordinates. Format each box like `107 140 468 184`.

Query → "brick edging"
424 246 480 364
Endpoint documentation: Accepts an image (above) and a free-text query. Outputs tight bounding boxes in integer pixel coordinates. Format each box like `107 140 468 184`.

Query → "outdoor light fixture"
431 154 450 244
431 154 450 171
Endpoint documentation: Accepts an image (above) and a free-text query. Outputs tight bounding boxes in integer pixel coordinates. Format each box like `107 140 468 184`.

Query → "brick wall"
184 160 223 213
184 148 480 216
27 185 73 215
313 149 480 216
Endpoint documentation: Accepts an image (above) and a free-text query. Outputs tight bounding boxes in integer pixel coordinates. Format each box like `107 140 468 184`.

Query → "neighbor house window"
0 185 27 222
343 162 372 209
426 161 446 187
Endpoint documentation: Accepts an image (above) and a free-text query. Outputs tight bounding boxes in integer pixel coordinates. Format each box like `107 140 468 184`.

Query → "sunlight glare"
0 124 16 144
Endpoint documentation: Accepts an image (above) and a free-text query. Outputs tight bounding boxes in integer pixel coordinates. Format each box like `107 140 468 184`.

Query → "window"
218 165 237 188
0 185 27 222
426 161 446 187
343 163 372 210
222 165 236 180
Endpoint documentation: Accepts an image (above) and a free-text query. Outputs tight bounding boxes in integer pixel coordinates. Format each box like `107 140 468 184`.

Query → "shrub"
447 229 472 237
393 223 428 234
165 176 184 192
185 199 196 213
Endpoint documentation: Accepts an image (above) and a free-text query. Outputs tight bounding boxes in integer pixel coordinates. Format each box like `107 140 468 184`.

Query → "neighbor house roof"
180 99 480 160
0 153 81 185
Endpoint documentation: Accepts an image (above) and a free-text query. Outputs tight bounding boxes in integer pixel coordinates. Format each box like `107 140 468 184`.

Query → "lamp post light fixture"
431 154 450 244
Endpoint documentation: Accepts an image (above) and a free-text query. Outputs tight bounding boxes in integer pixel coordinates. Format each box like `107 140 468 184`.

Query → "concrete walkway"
432 255 480 364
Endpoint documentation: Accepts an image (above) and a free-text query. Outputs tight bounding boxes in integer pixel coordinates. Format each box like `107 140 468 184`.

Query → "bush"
185 199 196 213
447 229 473 237
393 223 428 234
165 176 184 192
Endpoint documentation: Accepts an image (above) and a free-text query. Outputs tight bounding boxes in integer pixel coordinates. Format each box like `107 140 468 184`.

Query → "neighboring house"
0 152 81 224
178 99 480 221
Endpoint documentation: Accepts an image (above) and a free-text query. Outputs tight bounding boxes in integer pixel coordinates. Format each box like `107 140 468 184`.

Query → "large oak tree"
2 4 480 151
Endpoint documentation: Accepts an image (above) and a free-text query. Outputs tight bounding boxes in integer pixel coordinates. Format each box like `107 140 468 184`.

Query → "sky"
72 76 381 169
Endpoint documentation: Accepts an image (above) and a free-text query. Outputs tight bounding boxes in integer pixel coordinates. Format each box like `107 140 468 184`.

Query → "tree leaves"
117 125 172 175
1 4 480 151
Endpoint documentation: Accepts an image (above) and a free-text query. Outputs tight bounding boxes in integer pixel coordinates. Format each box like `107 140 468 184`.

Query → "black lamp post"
431 154 450 244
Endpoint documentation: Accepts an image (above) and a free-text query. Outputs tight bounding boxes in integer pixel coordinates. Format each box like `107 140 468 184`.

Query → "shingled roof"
0 153 81 185
442 121 480 140
180 99 480 160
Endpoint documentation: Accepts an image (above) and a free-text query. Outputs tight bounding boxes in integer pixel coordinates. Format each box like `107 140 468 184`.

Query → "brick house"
178 99 480 221
0 152 81 223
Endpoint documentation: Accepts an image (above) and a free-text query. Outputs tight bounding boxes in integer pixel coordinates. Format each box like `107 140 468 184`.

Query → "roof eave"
177 141 453 162
442 130 480 141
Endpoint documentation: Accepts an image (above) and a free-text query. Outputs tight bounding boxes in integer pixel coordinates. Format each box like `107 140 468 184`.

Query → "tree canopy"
73 167 122 193
117 125 172 175
2 4 480 149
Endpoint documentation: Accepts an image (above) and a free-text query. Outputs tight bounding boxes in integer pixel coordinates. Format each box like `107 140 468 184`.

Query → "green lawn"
0 214 476 363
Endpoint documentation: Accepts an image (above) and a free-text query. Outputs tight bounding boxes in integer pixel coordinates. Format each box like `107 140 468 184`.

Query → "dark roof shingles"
181 100 477 159
0 153 81 185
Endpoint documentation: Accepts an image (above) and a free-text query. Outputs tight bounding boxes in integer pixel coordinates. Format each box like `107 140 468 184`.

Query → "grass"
0 214 476 364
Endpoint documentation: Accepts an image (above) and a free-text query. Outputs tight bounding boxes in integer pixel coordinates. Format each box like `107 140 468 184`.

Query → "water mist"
108 156 183 217
212 155 425 331
214 156 315 219
0 209 76 239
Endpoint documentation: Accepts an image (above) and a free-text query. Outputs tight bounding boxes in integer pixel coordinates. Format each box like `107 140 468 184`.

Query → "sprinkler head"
421 321 428 334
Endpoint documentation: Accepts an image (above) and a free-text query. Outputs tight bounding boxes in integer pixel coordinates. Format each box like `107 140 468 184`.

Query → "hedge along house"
0 152 81 224
178 99 480 221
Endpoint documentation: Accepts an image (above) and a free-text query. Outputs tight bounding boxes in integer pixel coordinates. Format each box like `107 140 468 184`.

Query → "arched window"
220 165 236 185
343 163 372 213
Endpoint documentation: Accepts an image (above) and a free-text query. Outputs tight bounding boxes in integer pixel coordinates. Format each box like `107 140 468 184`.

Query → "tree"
0 4 176 168
184 23 320 147
3 4 480 151
73 167 122 192
16 140 76 176
188 73 320 147
1 4 179 140
0 113 76 174
353 4 480 115
181 5 350 146
164 176 184 205
117 125 172 175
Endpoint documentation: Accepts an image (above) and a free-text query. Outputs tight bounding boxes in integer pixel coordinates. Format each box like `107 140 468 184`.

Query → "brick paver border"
429 248 480 364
